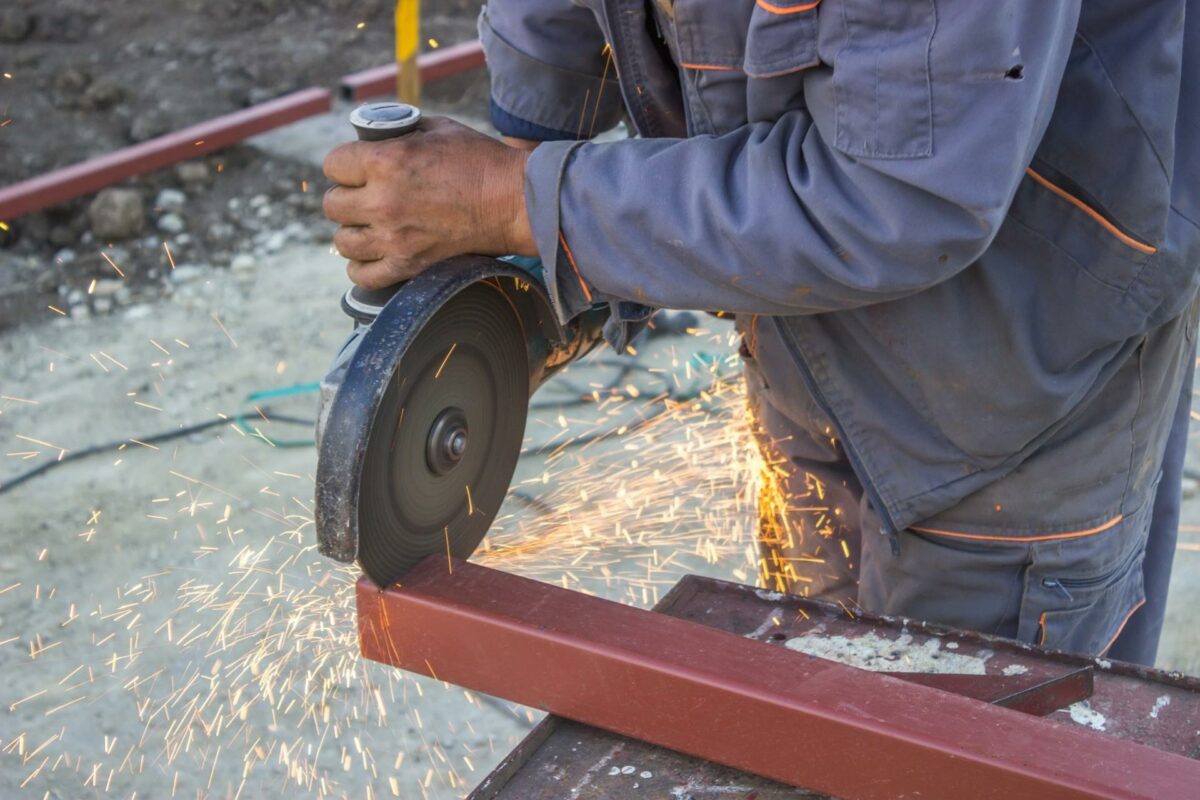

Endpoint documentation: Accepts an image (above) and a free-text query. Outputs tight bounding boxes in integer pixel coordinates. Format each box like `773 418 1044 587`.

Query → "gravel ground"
0 0 488 330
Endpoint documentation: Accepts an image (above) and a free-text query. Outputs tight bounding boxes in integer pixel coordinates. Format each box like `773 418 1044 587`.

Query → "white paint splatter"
1150 695 1171 719
1002 664 1029 676
945 641 959 650
640 771 653 779
754 589 785 602
621 765 636 775
671 782 760 798
1068 701 1108 731
784 631 990 674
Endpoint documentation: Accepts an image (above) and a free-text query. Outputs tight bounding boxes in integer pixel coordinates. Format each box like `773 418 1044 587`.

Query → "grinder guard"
315 255 603 578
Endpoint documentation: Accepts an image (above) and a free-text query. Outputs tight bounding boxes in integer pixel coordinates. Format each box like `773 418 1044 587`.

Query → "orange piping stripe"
679 62 739 72
558 232 593 303
1038 612 1047 646
1025 167 1157 255
757 0 821 14
911 513 1124 543
1100 599 1146 656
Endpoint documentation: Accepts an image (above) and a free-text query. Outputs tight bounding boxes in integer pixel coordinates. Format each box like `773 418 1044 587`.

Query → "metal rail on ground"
0 41 487 221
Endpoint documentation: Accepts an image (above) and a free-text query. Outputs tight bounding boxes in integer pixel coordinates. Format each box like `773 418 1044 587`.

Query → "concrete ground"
1 104 1198 798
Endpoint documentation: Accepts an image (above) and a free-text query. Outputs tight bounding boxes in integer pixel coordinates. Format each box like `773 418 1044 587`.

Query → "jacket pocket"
743 0 821 78
830 0 935 159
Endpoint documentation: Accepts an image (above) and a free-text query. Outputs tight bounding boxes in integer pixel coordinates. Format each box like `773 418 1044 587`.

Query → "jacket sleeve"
524 2 1083 321
480 0 623 141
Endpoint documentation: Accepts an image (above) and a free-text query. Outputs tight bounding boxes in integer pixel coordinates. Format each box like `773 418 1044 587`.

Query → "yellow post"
395 0 421 104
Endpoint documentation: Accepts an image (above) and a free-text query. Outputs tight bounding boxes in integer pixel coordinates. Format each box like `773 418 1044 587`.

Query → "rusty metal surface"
471 716 821 800
659 576 1200 758
875 667 1093 714
340 40 486 101
992 667 1096 716
0 88 331 221
358 557 1200 799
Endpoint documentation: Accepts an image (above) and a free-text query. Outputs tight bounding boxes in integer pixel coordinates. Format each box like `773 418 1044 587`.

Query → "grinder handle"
342 102 424 316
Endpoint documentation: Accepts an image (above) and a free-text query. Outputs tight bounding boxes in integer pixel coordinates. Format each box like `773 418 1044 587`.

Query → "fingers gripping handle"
342 103 423 318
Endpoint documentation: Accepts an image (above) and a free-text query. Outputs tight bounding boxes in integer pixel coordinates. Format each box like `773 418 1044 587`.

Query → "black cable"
0 410 314 495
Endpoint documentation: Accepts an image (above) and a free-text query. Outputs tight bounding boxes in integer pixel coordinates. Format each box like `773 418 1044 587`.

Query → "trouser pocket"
1018 504 1151 656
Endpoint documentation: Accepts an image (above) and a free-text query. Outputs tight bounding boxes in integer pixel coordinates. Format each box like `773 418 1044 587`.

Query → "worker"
322 1 1199 666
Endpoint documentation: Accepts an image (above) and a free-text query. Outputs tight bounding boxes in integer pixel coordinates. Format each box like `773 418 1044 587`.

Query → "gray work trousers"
747 347 1194 667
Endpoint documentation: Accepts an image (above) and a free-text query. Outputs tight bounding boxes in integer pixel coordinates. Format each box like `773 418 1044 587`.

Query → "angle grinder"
314 102 606 587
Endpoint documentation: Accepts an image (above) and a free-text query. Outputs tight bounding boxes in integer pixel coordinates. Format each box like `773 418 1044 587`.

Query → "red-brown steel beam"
358 557 1200 800
0 88 332 221
340 40 486 101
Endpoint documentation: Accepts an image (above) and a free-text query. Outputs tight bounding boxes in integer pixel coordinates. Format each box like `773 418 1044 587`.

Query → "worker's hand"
322 116 537 290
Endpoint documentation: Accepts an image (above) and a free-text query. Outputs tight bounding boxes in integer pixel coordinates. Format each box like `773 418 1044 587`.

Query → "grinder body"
314 104 606 586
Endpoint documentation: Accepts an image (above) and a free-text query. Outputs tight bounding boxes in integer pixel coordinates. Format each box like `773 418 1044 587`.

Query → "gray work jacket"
481 0 1200 539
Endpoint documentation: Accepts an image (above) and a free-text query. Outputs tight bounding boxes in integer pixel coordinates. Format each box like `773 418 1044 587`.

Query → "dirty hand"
322 116 536 290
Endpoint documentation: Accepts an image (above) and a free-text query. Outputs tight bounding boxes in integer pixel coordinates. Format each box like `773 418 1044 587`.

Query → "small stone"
0 9 34 42
208 222 235 241
247 86 278 106
283 221 310 242
182 41 213 59
48 225 76 247
230 253 255 272
129 110 170 143
227 197 242 212
88 188 144 240
124 304 152 321
155 188 187 213
263 231 286 253
54 67 91 96
81 77 125 110
249 194 270 209
67 289 85 306
53 248 77 264
1182 477 1198 499
169 264 206 283
92 278 123 297
115 286 132 304
255 204 273 219
175 161 210 185
156 213 185 234
93 296 113 314
173 233 192 247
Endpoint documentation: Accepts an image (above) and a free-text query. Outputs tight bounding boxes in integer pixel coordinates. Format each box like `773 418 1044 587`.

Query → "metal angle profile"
357 557 1200 800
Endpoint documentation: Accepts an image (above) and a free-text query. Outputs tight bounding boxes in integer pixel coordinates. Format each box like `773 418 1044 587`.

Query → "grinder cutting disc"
355 282 529 586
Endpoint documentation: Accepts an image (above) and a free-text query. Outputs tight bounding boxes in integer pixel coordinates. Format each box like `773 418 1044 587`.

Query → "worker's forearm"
526 5 1080 321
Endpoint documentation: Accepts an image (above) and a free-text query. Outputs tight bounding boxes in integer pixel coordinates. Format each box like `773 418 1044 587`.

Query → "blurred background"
1 2 1199 798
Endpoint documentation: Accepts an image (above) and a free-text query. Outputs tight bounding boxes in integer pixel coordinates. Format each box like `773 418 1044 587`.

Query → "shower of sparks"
0 322 849 798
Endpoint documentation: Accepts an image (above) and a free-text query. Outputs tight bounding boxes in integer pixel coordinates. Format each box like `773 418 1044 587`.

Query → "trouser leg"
1107 352 1195 665
746 357 861 603
747 330 1190 658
